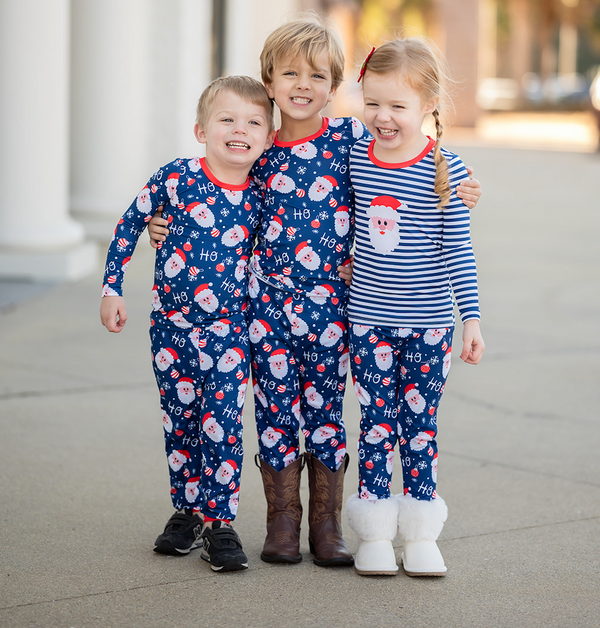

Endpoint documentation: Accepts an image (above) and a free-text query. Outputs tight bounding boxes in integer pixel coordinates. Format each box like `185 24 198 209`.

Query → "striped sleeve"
442 154 480 322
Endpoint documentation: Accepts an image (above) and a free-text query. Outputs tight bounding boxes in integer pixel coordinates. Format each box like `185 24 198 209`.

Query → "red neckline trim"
274 117 329 147
367 137 436 169
200 157 250 191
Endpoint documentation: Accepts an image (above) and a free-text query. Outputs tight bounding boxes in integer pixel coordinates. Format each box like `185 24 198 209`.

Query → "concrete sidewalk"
1 144 599 628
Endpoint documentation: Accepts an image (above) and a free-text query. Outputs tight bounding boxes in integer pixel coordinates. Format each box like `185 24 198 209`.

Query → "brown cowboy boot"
305 452 354 567
255 454 304 563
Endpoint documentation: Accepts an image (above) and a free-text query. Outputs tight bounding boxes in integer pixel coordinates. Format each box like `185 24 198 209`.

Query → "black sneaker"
154 510 203 555
200 522 248 572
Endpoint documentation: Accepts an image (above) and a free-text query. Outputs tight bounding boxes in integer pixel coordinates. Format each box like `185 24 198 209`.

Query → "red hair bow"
357 47 376 83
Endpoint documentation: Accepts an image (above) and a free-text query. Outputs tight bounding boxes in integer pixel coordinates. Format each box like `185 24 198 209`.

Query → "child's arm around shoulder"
100 296 127 333
460 319 484 365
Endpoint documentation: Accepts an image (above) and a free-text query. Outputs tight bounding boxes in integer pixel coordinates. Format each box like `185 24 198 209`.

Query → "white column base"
0 242 99 282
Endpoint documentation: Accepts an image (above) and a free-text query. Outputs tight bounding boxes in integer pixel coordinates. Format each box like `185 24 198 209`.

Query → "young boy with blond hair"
100 75 274 572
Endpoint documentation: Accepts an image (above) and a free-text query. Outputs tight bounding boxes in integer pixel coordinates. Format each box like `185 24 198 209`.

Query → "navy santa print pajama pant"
150 318 250 520
349 323 454 501
248 281 349 472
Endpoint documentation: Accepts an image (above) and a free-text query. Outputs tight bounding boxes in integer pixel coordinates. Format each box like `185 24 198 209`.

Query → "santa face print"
374 344 393 371
221 225 249 247
362 70 437 164
320 322 344 347
185 479 200 503
405 388 426 414
265 51 336 133
268 354 289 379
365 424 392 445
164 252 185 278
194 89 273 184
296 246 321 271
217 351 241 373
249 320 266 343
367 197 402 255
261 427 283 449
334 211 350 237
176 381 196 405
291 316 308 337
305 386 324 409
189 203 215 228
265 219 283 242
291 142 318 160
155 349 174 372
203 419 225 443
136 187 151 213
215 462 236 485
424 328 446 345
194 290 219 313
168 450 188 471
312 425 337 444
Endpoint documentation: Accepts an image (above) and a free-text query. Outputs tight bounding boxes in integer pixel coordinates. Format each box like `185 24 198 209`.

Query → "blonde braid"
432 109 450 209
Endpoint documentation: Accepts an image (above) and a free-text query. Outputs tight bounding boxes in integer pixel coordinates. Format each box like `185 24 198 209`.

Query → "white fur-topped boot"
395 493 448 577
346 494 399 576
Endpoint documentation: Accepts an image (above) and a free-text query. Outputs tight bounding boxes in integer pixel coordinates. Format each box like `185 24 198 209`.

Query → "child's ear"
264 83 275 100
194 123 207 144
326 87 338 105
265 130 277 151
424 97 440 116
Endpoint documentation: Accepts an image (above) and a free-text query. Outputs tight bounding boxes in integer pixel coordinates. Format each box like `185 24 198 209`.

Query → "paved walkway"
1 143 599 628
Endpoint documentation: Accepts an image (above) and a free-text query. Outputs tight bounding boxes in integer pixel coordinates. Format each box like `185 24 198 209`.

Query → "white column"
174 0 213 158
225 0 299 79
70 0 153 240
0 0 97 281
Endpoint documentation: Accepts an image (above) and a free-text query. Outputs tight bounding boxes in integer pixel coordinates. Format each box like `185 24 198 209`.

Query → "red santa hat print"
367 195 403 221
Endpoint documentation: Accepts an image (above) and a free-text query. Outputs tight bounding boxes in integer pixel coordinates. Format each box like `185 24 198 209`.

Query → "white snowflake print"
191 231 199 239
214 342 223 353
339 146 347 154
418 461 428 470
372 452 382 462
311 311 320 321
297 166 307 175
189 359 198 368
359 347 368 357
222 208 230 216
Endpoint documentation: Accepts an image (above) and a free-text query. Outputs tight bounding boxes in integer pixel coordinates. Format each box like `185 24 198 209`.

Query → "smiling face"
362 70 437 163
265 51 336 137
194 89 273 184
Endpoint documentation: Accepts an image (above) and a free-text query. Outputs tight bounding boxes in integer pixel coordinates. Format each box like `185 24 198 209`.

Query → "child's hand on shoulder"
100 296 128 333
460 319 484 365
456 167 481 209
148 207 170 249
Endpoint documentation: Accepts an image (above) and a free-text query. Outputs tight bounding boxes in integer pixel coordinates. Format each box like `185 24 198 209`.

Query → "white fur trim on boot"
346 494 399 576
395 493 448 577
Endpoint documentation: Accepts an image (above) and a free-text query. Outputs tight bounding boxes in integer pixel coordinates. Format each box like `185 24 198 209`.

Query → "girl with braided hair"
345 38 485 577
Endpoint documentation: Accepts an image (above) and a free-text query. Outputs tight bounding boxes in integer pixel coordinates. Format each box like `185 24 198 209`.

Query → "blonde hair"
362 38 453 208
260 14 345 91
195 75 275 132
